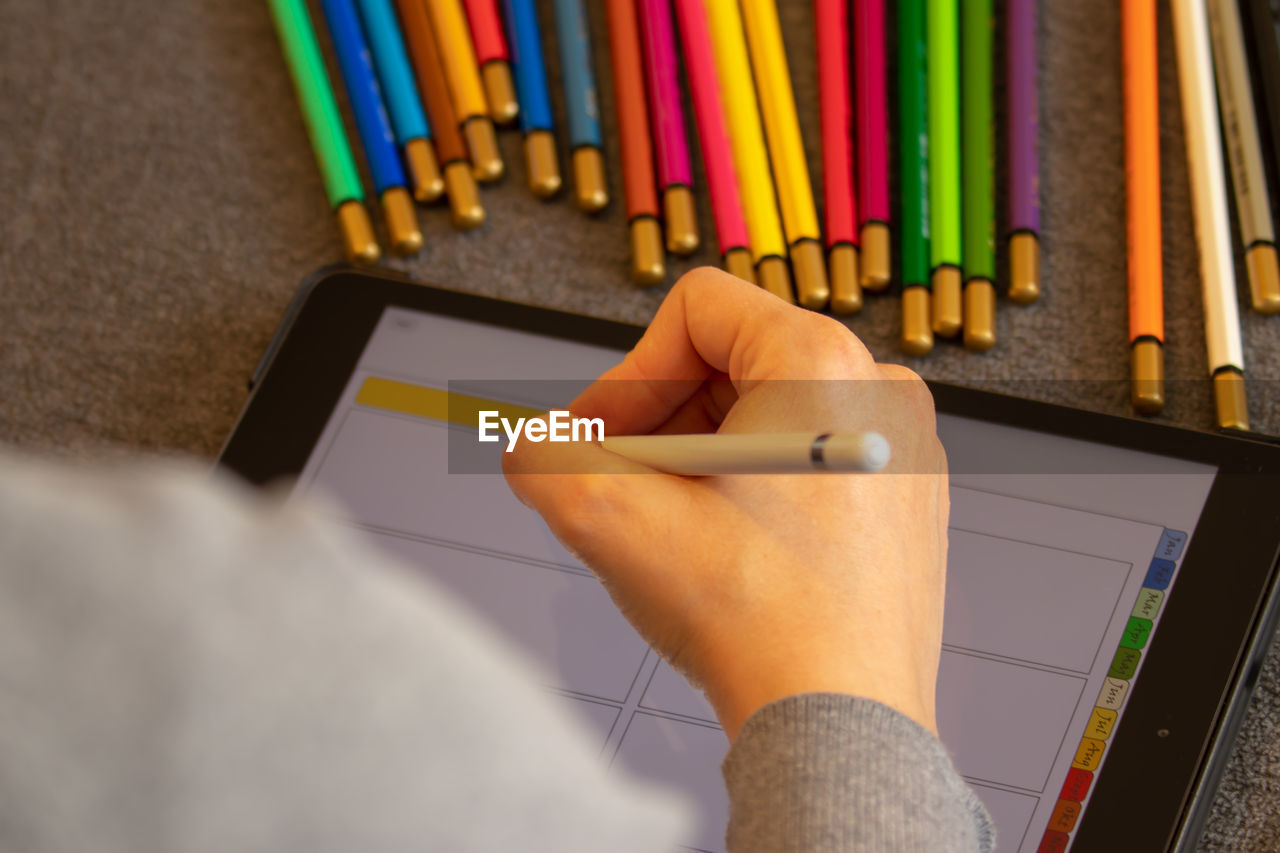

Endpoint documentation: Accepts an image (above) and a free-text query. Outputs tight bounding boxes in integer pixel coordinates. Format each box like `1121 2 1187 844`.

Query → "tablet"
219 267 1280 853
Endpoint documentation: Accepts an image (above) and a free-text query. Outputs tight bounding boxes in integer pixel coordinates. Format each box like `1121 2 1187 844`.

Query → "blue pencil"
551 0 607 212
320 0 423 253
500 0 561 197
354 0 444 202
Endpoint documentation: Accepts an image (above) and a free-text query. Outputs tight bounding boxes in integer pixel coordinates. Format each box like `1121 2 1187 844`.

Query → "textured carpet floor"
2 0 1279 848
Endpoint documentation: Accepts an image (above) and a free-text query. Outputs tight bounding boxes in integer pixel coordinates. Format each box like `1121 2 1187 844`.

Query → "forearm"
722 694 994 852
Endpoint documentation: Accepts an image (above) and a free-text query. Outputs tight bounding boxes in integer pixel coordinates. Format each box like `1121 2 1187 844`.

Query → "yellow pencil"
425 0 504 182
705 0 793 304
739 0 829 310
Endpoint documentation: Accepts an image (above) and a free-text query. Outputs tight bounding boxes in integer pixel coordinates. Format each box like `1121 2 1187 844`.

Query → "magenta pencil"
854 0 890 290
674 0 751 281
638 0 699 255
816 0 860 312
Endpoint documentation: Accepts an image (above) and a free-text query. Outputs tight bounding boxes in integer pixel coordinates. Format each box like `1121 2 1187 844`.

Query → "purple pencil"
638 0 699 255
1007 0 1040 303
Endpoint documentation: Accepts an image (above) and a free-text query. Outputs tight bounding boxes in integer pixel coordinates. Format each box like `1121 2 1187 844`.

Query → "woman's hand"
503 268 948 741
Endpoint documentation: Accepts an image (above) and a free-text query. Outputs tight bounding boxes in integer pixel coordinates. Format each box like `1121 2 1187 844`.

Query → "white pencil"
1206 0 1280 313
1170 0 1249 430
600 432 891 475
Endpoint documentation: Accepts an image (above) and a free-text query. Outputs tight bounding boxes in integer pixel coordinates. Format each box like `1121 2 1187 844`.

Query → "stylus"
600 433 891 475
1123 0 1165 415
1206 0 1280 313
1171 0 1250 430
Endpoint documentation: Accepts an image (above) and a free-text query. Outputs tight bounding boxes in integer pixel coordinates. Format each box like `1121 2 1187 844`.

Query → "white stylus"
600 432 891 475
1171 0 1249 429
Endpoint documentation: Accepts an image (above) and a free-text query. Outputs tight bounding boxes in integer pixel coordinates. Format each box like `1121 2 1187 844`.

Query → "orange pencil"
1124 0 1164 415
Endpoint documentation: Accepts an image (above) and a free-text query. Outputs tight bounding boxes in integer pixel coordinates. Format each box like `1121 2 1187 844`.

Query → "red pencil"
816 0 861 313
606 0 665 285
462 0 518 124
854 0 891 290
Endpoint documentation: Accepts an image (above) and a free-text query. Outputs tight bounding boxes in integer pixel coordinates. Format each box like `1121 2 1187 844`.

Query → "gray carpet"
2 0 1279 847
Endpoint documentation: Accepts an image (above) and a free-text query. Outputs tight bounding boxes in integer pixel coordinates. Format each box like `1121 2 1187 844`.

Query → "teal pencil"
927 0 962 337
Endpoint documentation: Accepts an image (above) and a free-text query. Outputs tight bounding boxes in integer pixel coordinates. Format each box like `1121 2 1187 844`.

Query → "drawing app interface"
292 308 1217 853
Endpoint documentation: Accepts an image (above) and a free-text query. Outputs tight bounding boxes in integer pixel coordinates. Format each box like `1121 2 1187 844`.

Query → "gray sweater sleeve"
723 694 995 852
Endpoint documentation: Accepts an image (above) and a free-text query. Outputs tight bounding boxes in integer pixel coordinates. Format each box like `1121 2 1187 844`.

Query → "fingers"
571 269 878 435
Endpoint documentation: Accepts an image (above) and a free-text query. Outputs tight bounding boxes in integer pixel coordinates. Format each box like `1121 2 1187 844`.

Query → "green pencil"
961 0 995 351
899 0 932 355
927 0 961 337
266 0 379 263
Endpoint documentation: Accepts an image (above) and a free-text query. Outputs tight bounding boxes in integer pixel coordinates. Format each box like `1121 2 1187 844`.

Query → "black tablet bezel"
219 267 1280 852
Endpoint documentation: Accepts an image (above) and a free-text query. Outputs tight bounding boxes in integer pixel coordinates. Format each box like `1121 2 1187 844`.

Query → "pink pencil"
854 0 891 290
674 0 752 282
638 0 699 255
816 0 860 312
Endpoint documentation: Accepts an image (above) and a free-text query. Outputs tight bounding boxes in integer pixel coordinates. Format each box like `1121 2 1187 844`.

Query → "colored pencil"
898 0 932 355
816 0 863 313
741 0 830 309
1171 0 1249 429
854 0 891 291
1207 0 1280 312
320 0 423 254
462 0 519 123
355 0 443 204
605 0 664 285
501 0 561 197
266 0 379 263
1123 0 1165 415
638 0 699 256
674 0 753 283
705 0 792 302
552 0 609 213
927 0 961 336
395 0 484 229
961 0 995 351
1007 0 1040 303
426 0 504 182
1240 0 1280 272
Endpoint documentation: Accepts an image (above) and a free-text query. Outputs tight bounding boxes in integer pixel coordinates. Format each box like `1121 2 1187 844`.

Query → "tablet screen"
290 306 1217 853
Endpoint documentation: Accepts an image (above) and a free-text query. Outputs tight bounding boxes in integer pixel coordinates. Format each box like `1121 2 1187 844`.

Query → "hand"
503 269 948 741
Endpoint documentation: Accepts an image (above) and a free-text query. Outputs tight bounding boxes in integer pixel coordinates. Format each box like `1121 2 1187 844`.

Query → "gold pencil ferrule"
756 256 795 303
405 137 444 203
444 161 485 230
723 246 755 284
790 240 831 310
663 186 700 255
1245 243 1280 314
629 217 666 287
336 199 380 264
524 130 562 198
482 61 519 125
901 286 934 356
1213 370 1249 430
1130 339 1165 416
931 266 963 337
963 278 996 353
828 244 862 314
859 223 892 291
1009 233 1041 304
463 117 505 183
572 147 609 213
381 186 423 255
